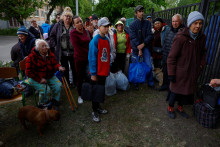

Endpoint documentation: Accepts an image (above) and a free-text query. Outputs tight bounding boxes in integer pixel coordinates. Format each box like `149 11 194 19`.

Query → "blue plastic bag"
128 56 151 84
55 71 63 82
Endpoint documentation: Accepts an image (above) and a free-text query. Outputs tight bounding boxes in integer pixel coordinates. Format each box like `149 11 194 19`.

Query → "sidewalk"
0 35 18 63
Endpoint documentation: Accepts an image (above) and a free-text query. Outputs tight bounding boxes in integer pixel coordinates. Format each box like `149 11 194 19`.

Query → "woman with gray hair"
49 7 77 86
167 11 206 119
26 39 65 110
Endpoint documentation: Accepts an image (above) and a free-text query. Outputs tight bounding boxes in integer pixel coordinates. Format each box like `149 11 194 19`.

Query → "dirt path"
0 84 219 146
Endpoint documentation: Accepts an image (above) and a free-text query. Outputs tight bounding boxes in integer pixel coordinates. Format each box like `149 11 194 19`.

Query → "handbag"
128 56 151 84
81 80 105 103
198 84 220 109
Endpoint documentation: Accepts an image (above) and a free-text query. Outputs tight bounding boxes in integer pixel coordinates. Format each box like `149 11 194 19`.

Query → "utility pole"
92 0 94 12
76 0 78 15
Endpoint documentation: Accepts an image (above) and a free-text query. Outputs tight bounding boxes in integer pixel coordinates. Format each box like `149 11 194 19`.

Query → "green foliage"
0 60 13 67
0 0 43 25
0 28 18 36
94 0 167 23
177 0 201 7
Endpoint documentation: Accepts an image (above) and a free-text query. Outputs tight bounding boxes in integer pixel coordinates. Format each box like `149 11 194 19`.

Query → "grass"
0 83 220 146
0 28 18 36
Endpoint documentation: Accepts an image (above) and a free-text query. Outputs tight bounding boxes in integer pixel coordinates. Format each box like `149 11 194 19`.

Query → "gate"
149 0 220 86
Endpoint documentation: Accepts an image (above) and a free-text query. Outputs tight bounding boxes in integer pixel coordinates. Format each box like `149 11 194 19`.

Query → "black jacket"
129 19 153 56
29 26 43 39
162 24 184 63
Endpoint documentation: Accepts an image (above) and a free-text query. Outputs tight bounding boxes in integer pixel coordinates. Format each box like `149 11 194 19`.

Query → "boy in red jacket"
88 17 111 122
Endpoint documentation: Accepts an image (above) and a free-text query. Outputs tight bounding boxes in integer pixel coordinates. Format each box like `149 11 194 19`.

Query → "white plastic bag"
105 72 117 96
115 70 130 91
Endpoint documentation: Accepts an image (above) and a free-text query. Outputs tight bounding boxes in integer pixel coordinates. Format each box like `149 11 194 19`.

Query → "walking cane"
63 77 78 109
61 76 75 111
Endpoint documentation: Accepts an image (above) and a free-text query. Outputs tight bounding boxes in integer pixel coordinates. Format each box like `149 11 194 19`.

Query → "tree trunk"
47 5 56 21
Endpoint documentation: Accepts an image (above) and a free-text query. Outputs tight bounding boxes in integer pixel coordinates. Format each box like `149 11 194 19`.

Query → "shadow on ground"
0 83 220 146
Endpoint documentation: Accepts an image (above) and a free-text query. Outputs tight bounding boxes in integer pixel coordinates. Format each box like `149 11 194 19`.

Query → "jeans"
131 47 154 86
29 76 62 104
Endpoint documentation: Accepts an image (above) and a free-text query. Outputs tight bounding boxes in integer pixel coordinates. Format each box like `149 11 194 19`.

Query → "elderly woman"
152 18 169 68
167 11 206 119
70 16 92 104
26 39 65 109
112 20 131 73
28 19 44 39
50 7 76 86
11 26 36 71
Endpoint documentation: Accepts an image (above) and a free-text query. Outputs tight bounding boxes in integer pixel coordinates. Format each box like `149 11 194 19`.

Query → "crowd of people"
10 5 218 122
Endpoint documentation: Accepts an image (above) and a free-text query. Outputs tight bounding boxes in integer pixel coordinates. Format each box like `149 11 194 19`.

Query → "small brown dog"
18 105 60 136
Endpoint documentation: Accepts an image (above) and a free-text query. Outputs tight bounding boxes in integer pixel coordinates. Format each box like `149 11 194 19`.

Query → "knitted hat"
153 18 164 24
187 11 204 27
17 26 28 36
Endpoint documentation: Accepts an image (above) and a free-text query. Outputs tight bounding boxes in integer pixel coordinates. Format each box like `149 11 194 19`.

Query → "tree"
94 0 167 23
0 0 43 25
46 0 70 21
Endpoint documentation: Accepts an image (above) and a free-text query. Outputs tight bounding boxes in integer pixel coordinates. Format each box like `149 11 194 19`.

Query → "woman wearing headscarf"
49 7 77 86
152 17 169 68
167 11 206 119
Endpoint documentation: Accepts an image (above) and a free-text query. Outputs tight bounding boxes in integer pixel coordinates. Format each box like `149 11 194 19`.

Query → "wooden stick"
62 77 74 111
64 77 78 108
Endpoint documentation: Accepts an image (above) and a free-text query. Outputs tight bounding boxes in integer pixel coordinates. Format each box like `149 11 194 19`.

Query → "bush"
0 28 18 36
0 60 13 67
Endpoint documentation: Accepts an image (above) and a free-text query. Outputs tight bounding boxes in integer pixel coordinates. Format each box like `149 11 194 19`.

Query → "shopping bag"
115 70 129 91
105 72 117 96
81 81 105 103
128 56 151 84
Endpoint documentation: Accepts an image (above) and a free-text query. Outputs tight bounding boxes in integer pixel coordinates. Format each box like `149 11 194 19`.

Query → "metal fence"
148 0 220 86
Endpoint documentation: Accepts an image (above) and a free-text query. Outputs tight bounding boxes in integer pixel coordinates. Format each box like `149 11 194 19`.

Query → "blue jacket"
41 23 51 34
129 19 153 55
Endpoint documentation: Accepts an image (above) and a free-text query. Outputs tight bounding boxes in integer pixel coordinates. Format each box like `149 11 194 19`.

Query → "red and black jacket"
25 48 60 83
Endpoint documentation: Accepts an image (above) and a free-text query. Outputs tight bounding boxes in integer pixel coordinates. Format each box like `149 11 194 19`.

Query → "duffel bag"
194 101 220 128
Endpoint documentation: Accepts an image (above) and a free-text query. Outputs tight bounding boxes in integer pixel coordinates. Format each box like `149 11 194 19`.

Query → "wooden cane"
62 76 74 111
63 77 78 108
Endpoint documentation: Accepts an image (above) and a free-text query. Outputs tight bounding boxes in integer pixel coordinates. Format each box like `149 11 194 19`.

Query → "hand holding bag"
128 56 151 84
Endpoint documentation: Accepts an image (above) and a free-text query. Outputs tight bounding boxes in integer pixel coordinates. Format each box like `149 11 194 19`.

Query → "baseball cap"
98 17 110 27
135 5 144 12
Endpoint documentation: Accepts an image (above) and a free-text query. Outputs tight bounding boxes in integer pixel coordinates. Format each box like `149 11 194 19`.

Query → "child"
88 17 111 122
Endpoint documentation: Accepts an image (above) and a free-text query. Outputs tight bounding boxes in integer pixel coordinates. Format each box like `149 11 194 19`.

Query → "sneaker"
176 105 189 118
97 108 108 114
78 96 83 104
167 106 176 119
92 112 100 122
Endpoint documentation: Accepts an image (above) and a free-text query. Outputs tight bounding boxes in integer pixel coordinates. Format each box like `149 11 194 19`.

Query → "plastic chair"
0 67 24 106
19 59 37 106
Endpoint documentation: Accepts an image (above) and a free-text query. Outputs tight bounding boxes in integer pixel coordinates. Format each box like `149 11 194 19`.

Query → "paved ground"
0 36 18 63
